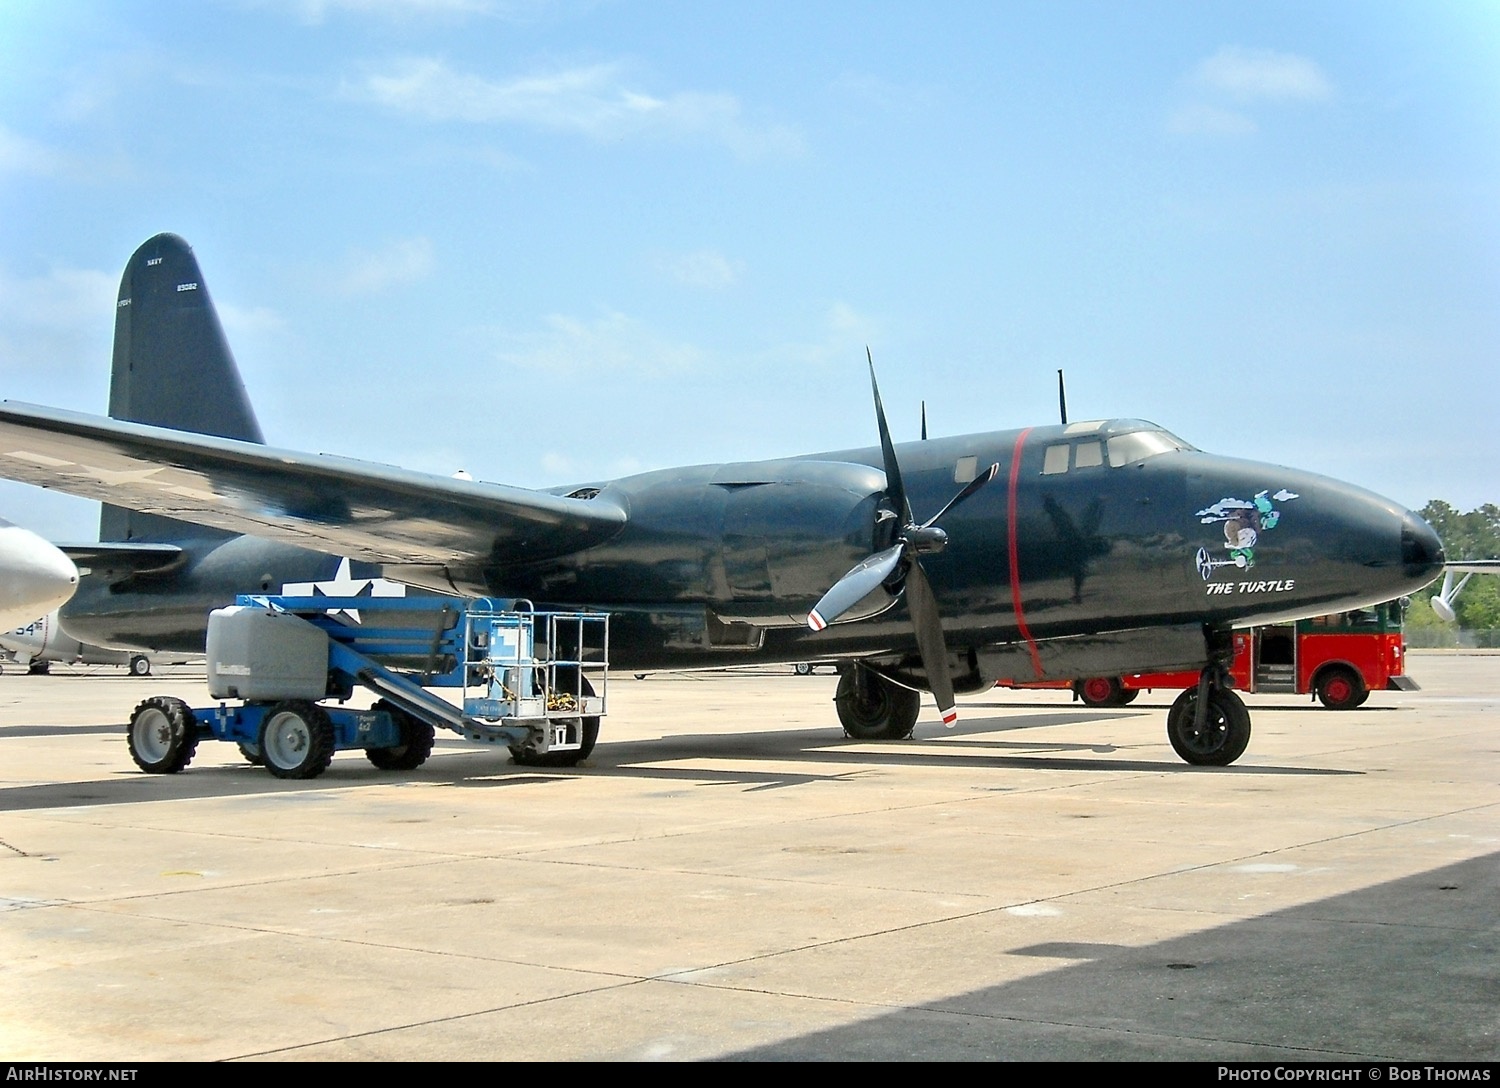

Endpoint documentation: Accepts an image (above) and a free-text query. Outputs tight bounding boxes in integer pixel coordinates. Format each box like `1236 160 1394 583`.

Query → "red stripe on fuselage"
1006 428 1044 679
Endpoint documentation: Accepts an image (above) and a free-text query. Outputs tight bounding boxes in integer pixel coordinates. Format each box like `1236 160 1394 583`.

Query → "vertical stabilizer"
102 234 264 542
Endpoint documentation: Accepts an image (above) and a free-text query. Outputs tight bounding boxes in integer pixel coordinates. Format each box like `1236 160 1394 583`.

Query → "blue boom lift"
125 596 609 778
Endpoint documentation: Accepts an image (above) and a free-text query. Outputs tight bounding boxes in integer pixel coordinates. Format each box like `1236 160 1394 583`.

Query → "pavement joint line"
649 975 1404 1062
227 976 658 1061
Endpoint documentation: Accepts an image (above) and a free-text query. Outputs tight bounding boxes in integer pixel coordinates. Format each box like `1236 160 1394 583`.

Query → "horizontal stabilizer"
0 403 628 568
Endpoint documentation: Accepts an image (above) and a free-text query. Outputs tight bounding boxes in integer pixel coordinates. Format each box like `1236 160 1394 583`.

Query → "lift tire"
835 668 920 740
128 655 152 677
1166 687 1251 766
1314 666 1366 710
128 696 199 774
237 741 265 766
259 700 336 780
510 674 600 768
1076 677 1129 708
366 700 436 771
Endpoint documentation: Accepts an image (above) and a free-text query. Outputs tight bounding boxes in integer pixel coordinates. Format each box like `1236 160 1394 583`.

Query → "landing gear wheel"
1166 687 1251 766
128 696 199 774
259 700 336 780
237 741 264 766
366 700 435 770
794 662 814 676
128 655 152 677
1314 667 1366 710
1077 677 1129 707
835 668 920 740
510 674 599 768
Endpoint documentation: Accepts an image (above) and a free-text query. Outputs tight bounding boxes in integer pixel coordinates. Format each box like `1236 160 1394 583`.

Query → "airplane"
0 517 79 631
0 234 1446 767
0 609 193 676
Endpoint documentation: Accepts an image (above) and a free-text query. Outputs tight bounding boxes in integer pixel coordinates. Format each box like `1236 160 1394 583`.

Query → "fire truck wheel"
367 700 436 770
128 696 199 774
1166 687 1251 766
1314 667 1366 710
835 668 920 740
510 674 599 767
1077 677 1128 707
259 701 335 780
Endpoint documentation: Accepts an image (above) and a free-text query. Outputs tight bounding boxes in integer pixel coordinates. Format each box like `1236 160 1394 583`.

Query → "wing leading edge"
0 403 627 569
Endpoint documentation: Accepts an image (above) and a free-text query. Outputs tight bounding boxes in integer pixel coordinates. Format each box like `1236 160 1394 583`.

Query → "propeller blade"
905 560 958 726
920 462 999 530
867 349 911 525
808 544 904 631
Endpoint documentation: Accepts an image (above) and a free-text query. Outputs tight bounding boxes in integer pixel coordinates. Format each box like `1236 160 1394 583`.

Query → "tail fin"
102 233 264 542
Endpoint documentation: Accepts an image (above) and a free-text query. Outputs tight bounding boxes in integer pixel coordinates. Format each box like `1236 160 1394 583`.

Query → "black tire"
128 655 151 677
1076 676 1128 708
1314 666 1366 710
237 741 265 766
835 668 920 740
258 700 336 780
794 662 814 676
510 674 600 767
128 696 199 774
1166 687 1251 766
1118 688 1140 705
26 660 49 675
366 700 436 770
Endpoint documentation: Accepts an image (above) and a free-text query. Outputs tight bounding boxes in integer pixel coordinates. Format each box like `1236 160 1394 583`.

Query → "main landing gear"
834 666 919 741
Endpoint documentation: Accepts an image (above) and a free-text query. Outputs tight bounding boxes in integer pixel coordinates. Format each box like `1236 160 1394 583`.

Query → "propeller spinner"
807 353 999 726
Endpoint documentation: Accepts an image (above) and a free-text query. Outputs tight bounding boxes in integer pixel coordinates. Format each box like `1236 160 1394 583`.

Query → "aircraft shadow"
0 710 1358 814
711 850 1500 1061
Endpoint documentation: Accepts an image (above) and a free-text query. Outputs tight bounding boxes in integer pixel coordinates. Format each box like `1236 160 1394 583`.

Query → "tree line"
1406 501 1500 631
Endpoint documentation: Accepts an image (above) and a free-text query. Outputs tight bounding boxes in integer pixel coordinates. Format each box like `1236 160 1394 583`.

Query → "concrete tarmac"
0 653 1495 1062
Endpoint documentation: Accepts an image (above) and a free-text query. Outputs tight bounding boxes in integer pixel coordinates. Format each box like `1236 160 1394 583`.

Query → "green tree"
1420 501 1500 631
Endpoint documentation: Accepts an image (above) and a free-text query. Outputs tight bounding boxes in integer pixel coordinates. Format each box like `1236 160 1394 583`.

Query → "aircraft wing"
0 403 627 566
1445 560 1500 574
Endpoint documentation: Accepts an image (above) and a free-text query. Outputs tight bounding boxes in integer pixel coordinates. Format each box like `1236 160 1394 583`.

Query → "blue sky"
1 0 1496 542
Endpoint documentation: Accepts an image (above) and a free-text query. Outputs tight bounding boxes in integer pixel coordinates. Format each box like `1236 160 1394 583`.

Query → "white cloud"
332 237 435 296
0 125 68 177
351 58 802 158
654 249 740 290
0 266 115 330
260 0 497 24
1167 103 1258 137
218 302 286 337
493 310 706 376
1190 47 1334 103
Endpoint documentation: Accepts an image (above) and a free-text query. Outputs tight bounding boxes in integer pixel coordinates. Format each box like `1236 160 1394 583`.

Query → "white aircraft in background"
0 610 177 676
0 518 78 631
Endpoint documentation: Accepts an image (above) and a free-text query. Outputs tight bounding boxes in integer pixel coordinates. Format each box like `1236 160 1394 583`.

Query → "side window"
953 455 978 484
1042 444 1069 475
1074 441 1103 468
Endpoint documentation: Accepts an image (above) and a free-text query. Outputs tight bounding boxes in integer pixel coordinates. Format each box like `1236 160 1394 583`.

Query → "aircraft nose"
0 525 79 628
1400 510 1445 581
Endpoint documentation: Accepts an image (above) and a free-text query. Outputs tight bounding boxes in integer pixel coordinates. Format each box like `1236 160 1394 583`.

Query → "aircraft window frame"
1107 431 1187 468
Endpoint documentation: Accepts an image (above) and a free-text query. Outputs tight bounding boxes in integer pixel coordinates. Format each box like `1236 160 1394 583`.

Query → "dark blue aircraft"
0 235 1445 766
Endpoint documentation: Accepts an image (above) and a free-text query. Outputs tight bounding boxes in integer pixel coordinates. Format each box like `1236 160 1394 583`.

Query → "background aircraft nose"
0 522 79 629
1401 510 1445 581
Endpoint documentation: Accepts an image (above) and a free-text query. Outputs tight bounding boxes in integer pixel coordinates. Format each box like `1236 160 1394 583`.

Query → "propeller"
807 351 999 726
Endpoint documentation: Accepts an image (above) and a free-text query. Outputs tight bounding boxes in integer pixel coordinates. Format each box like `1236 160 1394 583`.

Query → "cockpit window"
1075 440 1103 468
1106 430 1192 467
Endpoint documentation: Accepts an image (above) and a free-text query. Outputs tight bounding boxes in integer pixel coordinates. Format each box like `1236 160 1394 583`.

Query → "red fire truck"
1000 600 1416 709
